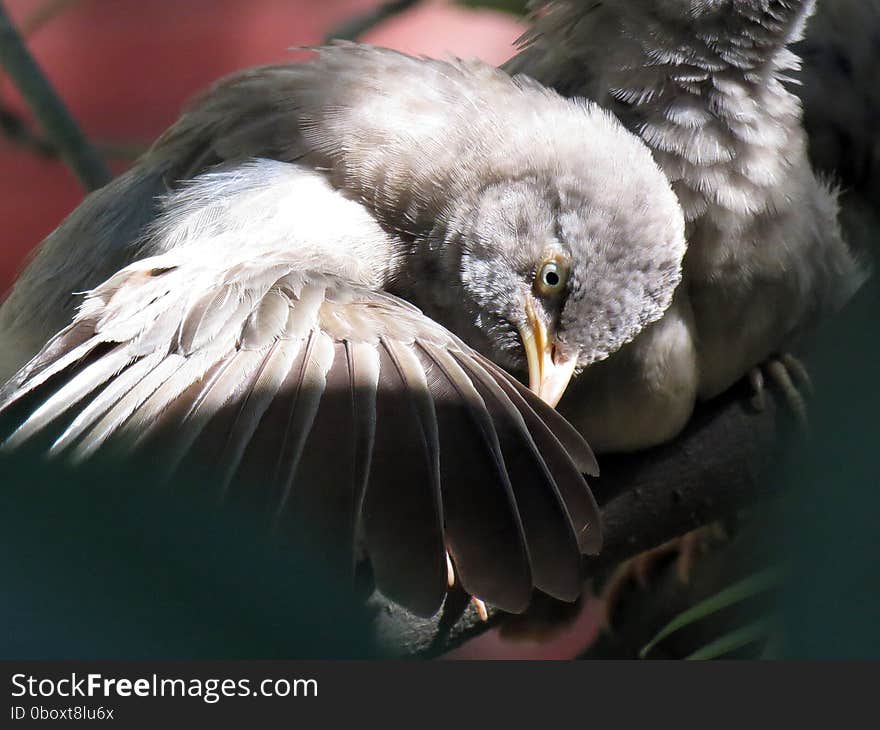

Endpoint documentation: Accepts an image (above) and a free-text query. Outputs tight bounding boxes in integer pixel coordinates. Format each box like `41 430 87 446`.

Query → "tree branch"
0 103 147 160
0 1 110 190
324 0 422 43
368 385 787 656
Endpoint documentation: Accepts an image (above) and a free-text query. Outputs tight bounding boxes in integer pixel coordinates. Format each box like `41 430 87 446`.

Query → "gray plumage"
507 0 867 451
0 45 690 615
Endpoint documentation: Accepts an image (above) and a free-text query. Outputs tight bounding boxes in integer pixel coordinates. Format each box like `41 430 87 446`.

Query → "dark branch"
369 385 787 656
324 0 422 43
0 103 55 154
0 103 147 160
0 1 111 190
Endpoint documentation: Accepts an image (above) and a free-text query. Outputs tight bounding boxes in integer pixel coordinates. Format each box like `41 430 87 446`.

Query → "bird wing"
0 221 600 621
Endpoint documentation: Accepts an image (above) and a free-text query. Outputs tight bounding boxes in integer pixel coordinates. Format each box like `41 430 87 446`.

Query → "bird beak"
519 298 578 409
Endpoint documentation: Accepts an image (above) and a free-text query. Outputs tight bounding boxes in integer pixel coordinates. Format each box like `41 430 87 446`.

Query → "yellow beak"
518 298 578 409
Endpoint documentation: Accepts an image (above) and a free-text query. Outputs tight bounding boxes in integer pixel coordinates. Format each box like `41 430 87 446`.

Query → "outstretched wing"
0 248 600 618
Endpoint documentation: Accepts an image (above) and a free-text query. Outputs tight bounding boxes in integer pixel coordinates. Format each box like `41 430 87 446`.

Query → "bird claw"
779 353 814 395
471 597 489 622
446 550 489 621
597 525 723 631
749 353 812 428
749 368 767 412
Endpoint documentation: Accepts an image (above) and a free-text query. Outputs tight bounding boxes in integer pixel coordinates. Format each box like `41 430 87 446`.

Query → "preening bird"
0 45 688 615
507 0 867 452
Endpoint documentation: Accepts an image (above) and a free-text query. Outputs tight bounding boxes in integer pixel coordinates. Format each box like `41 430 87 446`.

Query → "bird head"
303 45 689 410
450 164 685 408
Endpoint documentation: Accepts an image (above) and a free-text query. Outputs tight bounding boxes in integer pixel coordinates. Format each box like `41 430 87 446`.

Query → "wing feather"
49 351 166 455
417 341 533 612
474 352 599 476
360 338 446 616
452 353 583 602
215 338 304 494
345 338 380 539
2 348 133 451
272 330 335 518
278 341 359 585
474 358 603 555
0 328 103 412
74 353 190 462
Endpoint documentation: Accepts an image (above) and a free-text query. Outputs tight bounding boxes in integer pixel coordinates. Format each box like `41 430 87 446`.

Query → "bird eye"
535 259 568 296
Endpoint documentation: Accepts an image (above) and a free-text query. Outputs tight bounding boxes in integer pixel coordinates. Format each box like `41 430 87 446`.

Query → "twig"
324 0 422 43
0 1 110 190
0 103 148 161
19 0 79 37
0 103 53 154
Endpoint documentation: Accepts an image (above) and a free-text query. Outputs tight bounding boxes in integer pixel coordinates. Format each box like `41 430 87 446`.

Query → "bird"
505 0 867 453
0 45 688 617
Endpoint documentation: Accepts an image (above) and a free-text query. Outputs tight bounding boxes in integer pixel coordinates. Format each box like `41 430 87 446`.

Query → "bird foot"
597 524 724 631
749 354 813 428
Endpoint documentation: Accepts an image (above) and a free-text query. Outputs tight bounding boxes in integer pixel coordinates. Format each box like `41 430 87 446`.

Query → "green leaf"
639 565 783 659
686 618 777 660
